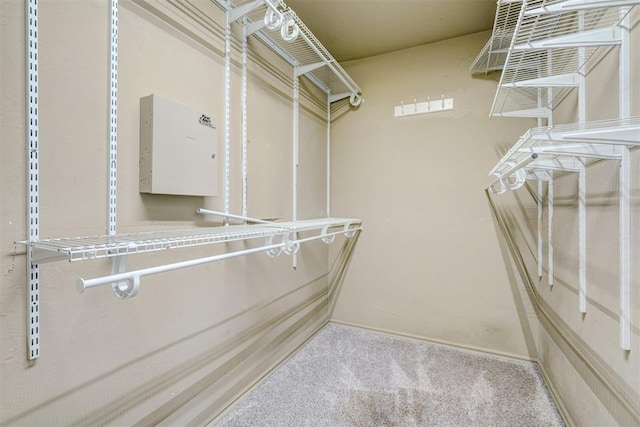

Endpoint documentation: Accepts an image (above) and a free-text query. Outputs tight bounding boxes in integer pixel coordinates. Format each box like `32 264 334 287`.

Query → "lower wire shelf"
18 217 363 301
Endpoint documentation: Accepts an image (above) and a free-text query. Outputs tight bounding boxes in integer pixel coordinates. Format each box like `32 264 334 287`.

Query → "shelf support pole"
223 9 232 224
619 8 630 119
292 73 299 269
535 68 543 280
26 0 40 360
327 97 331 217
547 48 554 127
242 19 249 219
547 170 554 286
618 7 631 351
578 158 587 313
578 11 587 124
619 146 630 350
537 180 543 278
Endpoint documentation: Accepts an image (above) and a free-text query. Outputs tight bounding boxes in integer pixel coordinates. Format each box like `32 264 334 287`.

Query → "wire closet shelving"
470 0 524 74
214 0 362 103
480 0 640 350
18 0 363 359
28 218 362 265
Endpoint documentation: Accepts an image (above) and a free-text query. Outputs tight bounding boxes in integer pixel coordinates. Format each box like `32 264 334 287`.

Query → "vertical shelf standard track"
223 10 232 223
241 18 249 219
108 0 118 236
26 0 40 360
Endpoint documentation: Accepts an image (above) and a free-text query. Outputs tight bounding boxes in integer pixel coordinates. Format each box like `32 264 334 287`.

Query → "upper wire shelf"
214 0 362 104
21 218 363 264
470 0 524 74
490 0 638 117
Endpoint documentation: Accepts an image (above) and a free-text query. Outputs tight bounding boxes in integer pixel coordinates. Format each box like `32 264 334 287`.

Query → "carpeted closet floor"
214 323 564 426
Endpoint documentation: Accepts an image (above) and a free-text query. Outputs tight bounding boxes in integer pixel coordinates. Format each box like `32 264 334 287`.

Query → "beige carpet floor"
215 323 564 426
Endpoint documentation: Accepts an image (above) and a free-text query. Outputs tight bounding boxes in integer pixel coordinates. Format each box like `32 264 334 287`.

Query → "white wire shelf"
491 1 637 116
526 0 640 14
487 116 638 350
22 225 284 264
470 0 524 74
214 0 362 103
489 116 640 186
482 0 638 351
20 218 363 265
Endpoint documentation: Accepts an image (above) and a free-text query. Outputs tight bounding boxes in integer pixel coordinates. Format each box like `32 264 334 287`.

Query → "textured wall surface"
329 32 539 359
0 0 346 424
329 14 640 425
3 1 638 425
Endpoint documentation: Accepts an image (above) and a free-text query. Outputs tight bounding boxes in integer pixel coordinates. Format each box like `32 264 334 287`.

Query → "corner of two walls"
0 0 335 424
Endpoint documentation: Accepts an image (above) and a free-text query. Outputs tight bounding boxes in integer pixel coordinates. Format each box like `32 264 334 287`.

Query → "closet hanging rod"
76 243 285 293
76 226 361 296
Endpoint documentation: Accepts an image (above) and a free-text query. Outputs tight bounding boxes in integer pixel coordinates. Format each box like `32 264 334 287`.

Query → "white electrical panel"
139 94 218 196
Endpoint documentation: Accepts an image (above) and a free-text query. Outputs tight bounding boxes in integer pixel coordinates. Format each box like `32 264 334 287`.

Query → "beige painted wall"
0 0 343 424
329 31 540 359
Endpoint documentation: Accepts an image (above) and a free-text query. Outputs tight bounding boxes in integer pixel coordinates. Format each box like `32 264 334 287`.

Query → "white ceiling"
285 0 497 62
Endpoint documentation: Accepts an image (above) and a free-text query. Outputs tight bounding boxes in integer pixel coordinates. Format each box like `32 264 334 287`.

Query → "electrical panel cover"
139 94 218 196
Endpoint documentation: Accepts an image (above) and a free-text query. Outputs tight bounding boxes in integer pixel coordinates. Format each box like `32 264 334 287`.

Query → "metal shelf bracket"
488 118 639 350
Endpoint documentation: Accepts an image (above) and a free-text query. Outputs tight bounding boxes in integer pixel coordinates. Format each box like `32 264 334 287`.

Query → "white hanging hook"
264 8 283 30
489 174 507 195
401 100 404 114
413 97 417 112
283 232 300 255
441 94 445 108
501 160 526 190
427 96 431 111
281 15 299 41
343 223 357 238
349 92 362 107
265 234 284 258
321 225 335 244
